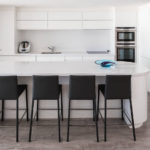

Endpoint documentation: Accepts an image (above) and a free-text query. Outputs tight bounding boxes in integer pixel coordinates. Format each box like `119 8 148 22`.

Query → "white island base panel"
2 75 148 128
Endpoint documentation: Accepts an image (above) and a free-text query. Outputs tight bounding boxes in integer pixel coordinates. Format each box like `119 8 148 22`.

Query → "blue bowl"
95 60 116 68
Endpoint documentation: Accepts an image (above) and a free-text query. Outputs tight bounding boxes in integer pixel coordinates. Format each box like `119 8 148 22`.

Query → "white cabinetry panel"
17 12 47 21
115 8 137 27
48 12 82 20
82 55 115 62
36 56 65 62
64 56 82 62
83 11 114 20
0 56 36 62
83 21 113 29
48 21 82 30
17 21 47 30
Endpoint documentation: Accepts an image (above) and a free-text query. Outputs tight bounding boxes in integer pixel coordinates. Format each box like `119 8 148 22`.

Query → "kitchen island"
0 61 149 128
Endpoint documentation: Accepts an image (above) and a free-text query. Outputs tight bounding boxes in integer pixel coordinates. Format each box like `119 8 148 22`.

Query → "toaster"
18 41 31 53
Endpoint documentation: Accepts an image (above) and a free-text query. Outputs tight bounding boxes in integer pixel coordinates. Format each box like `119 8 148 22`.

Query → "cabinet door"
83 11 114 20
36 56 65 62
82 55 115 62
0 56 36 62
83 21 113 29
48 12 82 20
64 56 83 62
17 12 47 21
48 21 82 29
17 21 47 30
115 8 137 27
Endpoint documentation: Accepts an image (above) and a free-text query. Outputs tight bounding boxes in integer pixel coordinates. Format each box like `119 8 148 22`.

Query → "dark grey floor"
0 96 150 150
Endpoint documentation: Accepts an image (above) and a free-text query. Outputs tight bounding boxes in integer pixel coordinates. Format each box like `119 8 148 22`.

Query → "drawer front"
83 55 115 62
48 21 82 29
17 12 47 21
17 21 47 30
48 12 82 20
0 56 36 62
64 56 83 62
83 21 113 29
83 11 114 20
36 56 65 62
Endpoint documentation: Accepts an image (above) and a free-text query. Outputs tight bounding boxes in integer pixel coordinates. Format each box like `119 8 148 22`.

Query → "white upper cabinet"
48 12 82 20
17 21 47 30
83 21 113 29
17 11 47 20
48 21 82 30
115 7 137 27
83 10 114 20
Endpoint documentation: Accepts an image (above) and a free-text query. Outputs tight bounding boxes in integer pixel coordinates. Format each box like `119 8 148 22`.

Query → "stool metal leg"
1 100 4 121
25 87 29 121
36 100 39 121
29 99 35 142
67 99 71 142
60 88 64 121
57 99 61 142
104 99 107 142
97 88 100 121
93 99 95 121
129 98 136 141
16 99 19 142
121 99 124 120
94 99 99 142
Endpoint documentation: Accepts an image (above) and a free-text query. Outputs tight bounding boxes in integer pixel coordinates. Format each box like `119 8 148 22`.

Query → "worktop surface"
0 61 149 76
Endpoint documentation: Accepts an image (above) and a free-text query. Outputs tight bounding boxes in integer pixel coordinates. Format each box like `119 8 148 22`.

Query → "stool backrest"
69 75 95 100
33 75 59 100
0 76 18 99
105 75 131 99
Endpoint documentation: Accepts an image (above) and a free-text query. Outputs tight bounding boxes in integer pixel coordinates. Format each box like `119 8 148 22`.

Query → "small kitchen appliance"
18 41 31 53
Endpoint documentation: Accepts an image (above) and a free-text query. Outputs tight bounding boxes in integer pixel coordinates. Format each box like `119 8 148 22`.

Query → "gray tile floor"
0 96 150 150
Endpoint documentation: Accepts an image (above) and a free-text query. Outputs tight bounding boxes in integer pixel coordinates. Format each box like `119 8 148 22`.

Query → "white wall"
139 3 150 91
17 30 114 54
0 7 16 54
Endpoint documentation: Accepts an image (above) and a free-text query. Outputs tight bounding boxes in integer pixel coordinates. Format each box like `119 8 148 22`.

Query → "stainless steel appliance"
116 27 136 62
18 41 31 53
116 27 136 45
117 45 135 62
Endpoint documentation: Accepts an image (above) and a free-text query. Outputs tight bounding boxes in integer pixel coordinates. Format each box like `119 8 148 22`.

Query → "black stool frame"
29 76 63 142
0 76 29 142
67 75 99 142
97 75 136 142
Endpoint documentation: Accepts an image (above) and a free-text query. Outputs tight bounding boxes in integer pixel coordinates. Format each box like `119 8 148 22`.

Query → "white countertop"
0 61 149 76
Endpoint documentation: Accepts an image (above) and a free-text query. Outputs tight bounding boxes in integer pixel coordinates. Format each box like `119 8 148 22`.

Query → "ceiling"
0 0 150 8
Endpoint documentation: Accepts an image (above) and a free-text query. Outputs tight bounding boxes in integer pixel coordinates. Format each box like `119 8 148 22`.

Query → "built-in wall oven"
116 27 136 62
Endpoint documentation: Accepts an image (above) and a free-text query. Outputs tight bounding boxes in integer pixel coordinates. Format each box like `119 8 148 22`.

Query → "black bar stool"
29 75 63 142
0 76 28 142
67 75 99 142
97 75 136 141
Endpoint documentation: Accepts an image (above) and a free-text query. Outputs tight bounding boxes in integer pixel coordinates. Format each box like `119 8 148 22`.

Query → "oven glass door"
117 32 135 42
117 47 135 62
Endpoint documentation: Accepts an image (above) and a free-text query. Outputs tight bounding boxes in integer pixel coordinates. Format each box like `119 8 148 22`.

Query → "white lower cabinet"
0 56 36 62
64 56 82 62
36 55 65 62
82 55 115 62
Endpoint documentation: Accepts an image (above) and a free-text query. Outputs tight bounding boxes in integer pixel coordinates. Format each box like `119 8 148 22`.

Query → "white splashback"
18 30 114 53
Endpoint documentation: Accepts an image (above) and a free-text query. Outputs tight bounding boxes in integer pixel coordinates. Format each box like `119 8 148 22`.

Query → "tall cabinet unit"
0 7 16 55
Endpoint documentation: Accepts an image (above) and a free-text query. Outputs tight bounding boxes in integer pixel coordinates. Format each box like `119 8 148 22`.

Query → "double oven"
116 27 136 62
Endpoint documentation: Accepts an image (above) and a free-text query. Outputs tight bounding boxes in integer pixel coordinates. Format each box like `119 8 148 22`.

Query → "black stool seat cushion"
69 75 95 100
33 76 60 100
17 85 27 97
